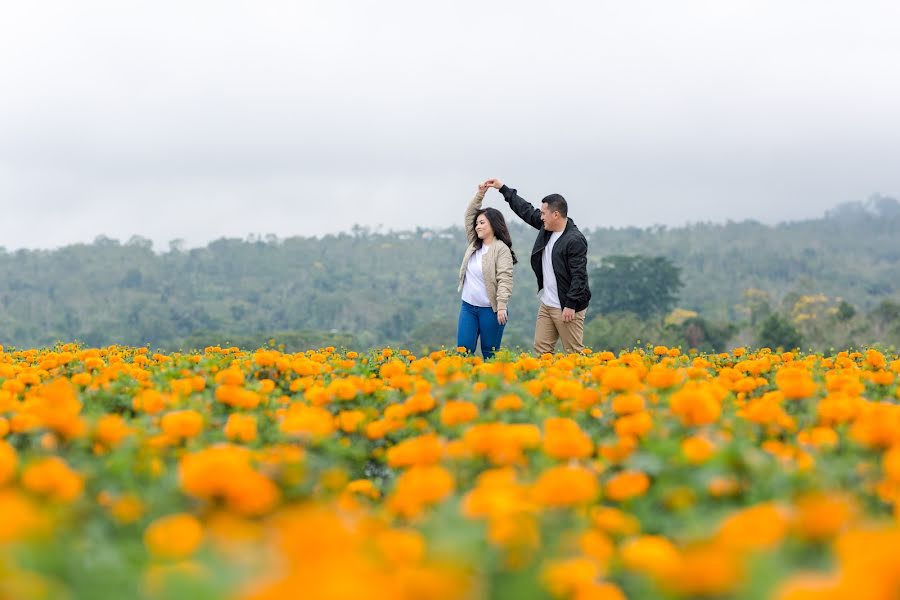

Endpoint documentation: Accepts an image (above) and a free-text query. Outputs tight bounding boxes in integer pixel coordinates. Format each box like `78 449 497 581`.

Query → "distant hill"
1 196 898 352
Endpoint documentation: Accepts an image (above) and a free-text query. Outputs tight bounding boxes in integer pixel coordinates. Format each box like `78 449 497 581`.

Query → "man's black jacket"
500 185 591 312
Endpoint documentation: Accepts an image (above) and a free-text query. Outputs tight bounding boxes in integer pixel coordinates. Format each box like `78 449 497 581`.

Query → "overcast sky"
2 0 899 250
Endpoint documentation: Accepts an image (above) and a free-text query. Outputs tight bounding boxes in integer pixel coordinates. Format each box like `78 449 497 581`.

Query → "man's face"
540 203 560 230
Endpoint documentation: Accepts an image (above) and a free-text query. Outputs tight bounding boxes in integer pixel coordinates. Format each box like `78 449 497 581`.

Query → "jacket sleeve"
464 191 486 244
495 245 514 312
499 185 543 230
563 236 591 309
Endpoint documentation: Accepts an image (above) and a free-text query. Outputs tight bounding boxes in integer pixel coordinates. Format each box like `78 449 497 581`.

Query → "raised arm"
483 179 543 230
464 184 488 244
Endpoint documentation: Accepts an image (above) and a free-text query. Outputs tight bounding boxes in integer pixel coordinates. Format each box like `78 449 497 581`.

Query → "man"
482 179 591 355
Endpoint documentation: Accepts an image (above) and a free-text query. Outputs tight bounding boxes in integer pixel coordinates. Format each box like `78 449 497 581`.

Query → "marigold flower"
388 465 455 518
0 439 17 486
543 418 594 460
144 513 204 560
110 494 145 524
440 400 479 426
660 543 743 596
493 394 524 411
224 413 257 443
375 528 426 565
134 389 167 414
791 492 858 541
670 382 721 426
532 465 599 507
776 367 818 399
620 535 680 578
605 470 650 502
611 393 644 415
681 435 716 465
94 414 133 448
590 506 641 536
717 502 790 551
345 479 381 499
601 367 641 392
161 410 204 441
541 557 600 598
387 434 444 468
0 490 46 542
21 456 83 502
614 411 653 438
280 404 335 439
179 445 280 515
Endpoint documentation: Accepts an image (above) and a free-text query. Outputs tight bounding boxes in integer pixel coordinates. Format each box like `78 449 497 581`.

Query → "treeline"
1 195 898 353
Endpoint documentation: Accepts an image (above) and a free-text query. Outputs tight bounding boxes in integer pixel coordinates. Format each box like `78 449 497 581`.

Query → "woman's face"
475 214 494 240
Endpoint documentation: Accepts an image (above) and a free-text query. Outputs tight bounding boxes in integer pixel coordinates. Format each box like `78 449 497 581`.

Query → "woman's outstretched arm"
464 183 488 244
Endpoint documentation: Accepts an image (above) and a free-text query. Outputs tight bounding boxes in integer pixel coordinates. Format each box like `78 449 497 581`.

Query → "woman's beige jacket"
457 191 514 312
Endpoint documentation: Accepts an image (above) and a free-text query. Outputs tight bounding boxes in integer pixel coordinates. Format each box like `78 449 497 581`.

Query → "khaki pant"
534 303 587 354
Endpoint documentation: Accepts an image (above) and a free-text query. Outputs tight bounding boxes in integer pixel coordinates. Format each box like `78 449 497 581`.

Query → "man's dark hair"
541 193 568 217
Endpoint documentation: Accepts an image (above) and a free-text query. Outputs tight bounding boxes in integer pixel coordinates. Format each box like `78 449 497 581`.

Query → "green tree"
590 256 682 319
757 314 803 350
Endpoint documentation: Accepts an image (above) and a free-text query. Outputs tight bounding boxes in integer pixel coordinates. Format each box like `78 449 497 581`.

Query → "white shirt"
461 244 492 307
540 231 563 308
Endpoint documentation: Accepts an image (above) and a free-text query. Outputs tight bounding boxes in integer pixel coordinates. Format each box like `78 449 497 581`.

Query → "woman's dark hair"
473 207 518 264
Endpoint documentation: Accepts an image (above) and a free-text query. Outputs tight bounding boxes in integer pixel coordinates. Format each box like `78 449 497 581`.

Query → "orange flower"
387 434 444 468
335 409 366 432
669 382 721 426
94 414 133 448
179 445 280 516
463 423 542 466
110 494 145 524
660 543 743 597
144 513 204 560
532 465 599 507
717 502 790 551
620 535 680 578
604 470 650 502
601 367 641 392
34 378 86 439
590 506 641 536
133 389 167 414
791 492 858 541
493 393 524 411
21 457 83 502
614 411 653 438
280 403 335 439
681 435 716 465
541 557 600 598
440 400 479 426
543 418 594 460
611 393 644 415
0 490 46 543
387 465 455 518
0 439 17 486
776 367 818 399
161 410 204 441
224 413 258 443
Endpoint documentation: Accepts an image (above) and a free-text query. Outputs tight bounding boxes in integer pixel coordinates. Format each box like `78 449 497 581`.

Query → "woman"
457 182 517 359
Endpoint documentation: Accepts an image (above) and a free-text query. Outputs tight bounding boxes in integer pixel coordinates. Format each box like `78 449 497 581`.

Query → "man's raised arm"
483 179 543 230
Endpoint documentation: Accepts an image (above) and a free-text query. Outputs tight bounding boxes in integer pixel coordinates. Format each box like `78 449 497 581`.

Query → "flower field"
2 343 900 599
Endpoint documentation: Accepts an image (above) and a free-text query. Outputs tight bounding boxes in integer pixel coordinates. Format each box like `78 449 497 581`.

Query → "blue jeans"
457 300 507 359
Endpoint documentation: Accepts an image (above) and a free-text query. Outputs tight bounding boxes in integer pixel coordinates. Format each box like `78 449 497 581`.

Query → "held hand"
562 307 576 322
478 182 489 193
497 309 508 325
482 178 503 190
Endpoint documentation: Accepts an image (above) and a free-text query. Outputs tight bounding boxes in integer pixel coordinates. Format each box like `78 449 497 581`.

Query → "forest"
1 195 898 354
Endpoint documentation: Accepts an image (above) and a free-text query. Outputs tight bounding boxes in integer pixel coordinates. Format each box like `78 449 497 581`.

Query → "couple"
456 179 592 359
